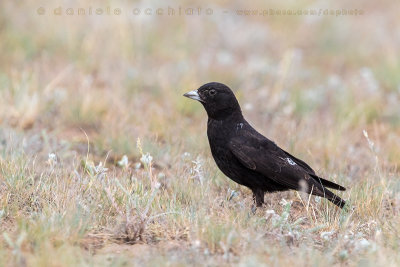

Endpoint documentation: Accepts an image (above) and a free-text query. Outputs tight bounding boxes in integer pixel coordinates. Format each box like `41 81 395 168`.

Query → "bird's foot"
251 204 257 215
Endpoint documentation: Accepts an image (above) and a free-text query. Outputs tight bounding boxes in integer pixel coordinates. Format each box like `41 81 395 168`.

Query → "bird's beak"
183 90 203 102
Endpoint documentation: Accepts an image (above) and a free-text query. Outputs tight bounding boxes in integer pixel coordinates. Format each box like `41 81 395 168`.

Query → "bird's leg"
252 189 265 207
250 189 264 214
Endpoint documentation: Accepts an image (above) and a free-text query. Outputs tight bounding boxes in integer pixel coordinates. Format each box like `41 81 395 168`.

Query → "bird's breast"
206 119 247 183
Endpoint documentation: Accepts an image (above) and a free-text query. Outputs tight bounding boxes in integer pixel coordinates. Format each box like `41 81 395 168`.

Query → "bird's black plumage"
184 82 346 209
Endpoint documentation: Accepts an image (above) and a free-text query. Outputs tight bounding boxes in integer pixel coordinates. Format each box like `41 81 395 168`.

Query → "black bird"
184 82 346 209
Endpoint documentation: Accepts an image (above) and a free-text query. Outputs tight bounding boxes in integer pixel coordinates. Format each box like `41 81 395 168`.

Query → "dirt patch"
97 243 152 258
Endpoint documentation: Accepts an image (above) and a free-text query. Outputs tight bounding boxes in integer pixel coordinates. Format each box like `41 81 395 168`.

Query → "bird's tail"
326 192 346 209
310 174 346 191
313 186 347 209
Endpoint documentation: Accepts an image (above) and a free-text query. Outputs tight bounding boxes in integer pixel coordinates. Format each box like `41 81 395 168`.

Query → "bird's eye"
209 89 216 96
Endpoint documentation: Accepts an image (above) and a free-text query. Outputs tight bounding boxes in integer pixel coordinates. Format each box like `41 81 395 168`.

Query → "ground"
1 0 400 266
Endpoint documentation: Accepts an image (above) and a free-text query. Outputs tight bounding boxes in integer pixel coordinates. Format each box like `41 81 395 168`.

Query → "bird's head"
183 82 242 120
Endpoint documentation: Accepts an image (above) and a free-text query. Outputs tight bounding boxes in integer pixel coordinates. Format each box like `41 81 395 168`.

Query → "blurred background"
0 0 400 265
1 0 399 165
1 0 399 167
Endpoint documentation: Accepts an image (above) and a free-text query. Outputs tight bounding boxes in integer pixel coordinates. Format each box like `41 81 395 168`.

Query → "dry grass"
1 0 400 266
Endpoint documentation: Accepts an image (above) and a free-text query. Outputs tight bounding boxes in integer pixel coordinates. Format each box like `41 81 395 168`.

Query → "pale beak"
183 90 204 102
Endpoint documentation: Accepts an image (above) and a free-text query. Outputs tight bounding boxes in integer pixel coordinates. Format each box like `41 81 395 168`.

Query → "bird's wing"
282 149 345 191
281 149 315 174
228 137 327 194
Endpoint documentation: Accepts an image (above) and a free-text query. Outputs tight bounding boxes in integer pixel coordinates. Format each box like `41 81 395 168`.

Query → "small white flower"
182 152 191 158
48 153 57 166
265 209 276 221
95 162 108 174
48 153 56 161
266 209 276 215
134 162 141 169
154 182 161 189
320 231 334 240
140 153 153 165
117 155 129 168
